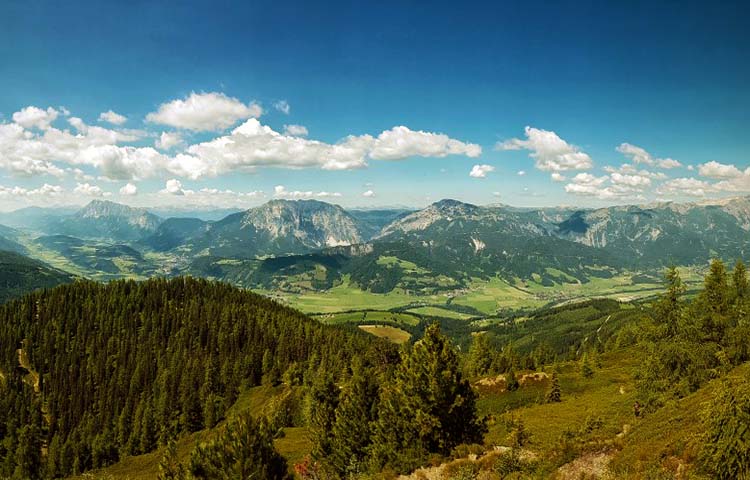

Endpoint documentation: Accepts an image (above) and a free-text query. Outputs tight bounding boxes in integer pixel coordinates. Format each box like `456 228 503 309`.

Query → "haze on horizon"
1 0 749 212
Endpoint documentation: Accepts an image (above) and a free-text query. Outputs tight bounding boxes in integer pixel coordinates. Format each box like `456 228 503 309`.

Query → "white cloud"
603 163 667 180
609 172 652 188
155 131 185 150
370 126 481 160
698 160 744 179
657 177 712 197
469 164 495 178
146 92 263 132
492 191 501 198
12 106 59 130
551 172 566 182
185 120 481 177
0 183 65 198
517 170 526 176
119 183 138 196
274 100 291 115
283 124 308 137
273 185 342 199
497 126 593 172
73 182 108 197
616 143 681 169
98 110 127 125
2 101 481 183
362 190 375 197
658 158 682 169
564 172 647 200
161 178 186 195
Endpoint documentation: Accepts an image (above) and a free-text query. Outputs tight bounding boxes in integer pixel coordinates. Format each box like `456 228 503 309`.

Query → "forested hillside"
0 278 382 477
0 251 74 304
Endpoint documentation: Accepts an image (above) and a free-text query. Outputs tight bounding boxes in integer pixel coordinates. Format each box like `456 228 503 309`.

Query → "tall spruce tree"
733 260 749 301
369 324 486 473
329 359 379 476
188 414 288 480
654 266 685 337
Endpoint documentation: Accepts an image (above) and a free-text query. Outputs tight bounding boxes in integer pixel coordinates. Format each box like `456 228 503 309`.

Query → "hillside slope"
0 250 74 303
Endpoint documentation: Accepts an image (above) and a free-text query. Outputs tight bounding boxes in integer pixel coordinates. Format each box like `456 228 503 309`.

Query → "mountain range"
1 196 749 302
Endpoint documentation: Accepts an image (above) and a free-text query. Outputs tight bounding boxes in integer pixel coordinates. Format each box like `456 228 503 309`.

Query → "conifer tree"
188 414 288 480
308 374 340 460
700 377 750 479
12 424 41 480
733 260 749 301
704 259 729 315
580 355 594 379
654 265 685 337
157 437 186 480
369 324 486 473
506 367 520 391
329 359 379 476
546 372 562 403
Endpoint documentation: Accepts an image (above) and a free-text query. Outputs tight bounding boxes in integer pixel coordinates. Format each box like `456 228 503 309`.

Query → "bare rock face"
241 199 364 248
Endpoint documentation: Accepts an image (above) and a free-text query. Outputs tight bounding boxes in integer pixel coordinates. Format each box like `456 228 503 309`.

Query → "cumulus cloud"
0 183 64 199
362 190 375 197
469 164 495 178
146 92 263 132
564 172 647 200
12 106 59 130
155 131 185 150
185 120 481 177
657 177 713 197
603 163 667 180
274 100 291 114
370 126 481 160
161 178 186 195
551 172 566 182
119 183 138 196
497 126 593 172
698 161 744 179
98 110 127 125
616 143 681 169
73 182 108 197
609 172 652 188
283 124 308 137
273 185 342 199
517 170 526 176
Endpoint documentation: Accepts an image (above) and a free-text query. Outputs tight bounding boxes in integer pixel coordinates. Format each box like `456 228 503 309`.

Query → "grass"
358 325 411 344
407 305 475 320
479 347 641 455
266 275 436 313
314 310 421 327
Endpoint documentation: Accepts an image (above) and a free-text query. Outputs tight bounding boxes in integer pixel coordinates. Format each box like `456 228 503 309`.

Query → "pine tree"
506 367 520 391
466 333 493 377
654 266 685 337
546 372 562 403
157 437 186 480
580 355 594 379
704 259 729 315
12 424 41 480
329 359 378 476
308 373 340 460
733 260 749 301
700 377 750 478
369 324 486 473
188 414 288 480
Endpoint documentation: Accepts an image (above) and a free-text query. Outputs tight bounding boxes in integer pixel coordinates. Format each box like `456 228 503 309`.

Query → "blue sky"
1 0 749 210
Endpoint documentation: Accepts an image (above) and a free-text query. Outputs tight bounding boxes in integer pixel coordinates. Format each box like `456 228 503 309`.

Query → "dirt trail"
17 347 40 393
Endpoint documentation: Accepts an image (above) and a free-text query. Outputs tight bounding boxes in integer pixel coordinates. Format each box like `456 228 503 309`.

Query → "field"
406 305 476 320
358 325 411 343
277 269 705 317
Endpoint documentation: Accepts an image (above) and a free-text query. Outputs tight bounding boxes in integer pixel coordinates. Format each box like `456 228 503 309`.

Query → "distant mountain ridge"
3 196 750 296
